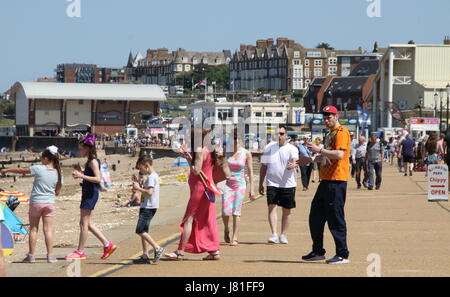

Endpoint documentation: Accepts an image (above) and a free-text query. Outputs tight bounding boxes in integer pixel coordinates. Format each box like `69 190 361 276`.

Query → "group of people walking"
1 104 354 268
348 130 450 191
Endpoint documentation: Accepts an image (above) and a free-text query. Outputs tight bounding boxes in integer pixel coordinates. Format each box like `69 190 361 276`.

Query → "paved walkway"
8 164 450 277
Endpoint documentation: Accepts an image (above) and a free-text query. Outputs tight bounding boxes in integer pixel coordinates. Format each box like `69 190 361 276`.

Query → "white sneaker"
268 234 280 244
279 234 288 244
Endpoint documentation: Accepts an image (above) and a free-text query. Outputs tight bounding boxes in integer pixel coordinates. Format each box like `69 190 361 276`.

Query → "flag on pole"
193 79 207 89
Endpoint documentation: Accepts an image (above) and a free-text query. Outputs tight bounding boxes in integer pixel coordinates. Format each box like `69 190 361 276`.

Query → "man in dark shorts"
399 134 416 176
259 126 299 244
298 105 351 264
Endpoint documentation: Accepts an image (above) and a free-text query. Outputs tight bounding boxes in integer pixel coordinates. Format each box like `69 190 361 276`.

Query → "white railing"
393 76 412 85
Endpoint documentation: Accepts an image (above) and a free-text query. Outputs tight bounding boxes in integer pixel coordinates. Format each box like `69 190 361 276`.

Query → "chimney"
256 40 266 49
276 37 288 48
267 38 274 47
240 44 248 52
444 36 450 45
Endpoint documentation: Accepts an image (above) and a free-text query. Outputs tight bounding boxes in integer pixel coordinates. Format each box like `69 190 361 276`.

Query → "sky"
1 0 450 91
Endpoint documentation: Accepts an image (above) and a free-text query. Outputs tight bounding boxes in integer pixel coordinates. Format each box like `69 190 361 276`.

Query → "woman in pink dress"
164 129 221 261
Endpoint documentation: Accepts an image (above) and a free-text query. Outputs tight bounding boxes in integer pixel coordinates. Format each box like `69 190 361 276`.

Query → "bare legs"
268 204 278 235
268 205 291 236
222 215 240 245
28 215 54 257
28 216 40 256
178 215 194 253
138 233 160 251
77 209 109 251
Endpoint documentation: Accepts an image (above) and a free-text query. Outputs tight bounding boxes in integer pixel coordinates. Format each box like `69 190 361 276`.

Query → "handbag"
213 163 227 184
212 152 231 184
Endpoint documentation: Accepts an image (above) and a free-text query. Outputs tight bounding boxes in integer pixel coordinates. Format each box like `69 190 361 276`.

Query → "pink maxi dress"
177 147 220 254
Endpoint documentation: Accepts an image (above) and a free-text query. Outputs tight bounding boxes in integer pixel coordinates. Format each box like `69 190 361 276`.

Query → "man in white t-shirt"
259 126 299 244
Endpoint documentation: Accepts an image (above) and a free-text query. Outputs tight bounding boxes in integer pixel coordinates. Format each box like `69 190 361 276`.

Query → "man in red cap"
298 105 351 264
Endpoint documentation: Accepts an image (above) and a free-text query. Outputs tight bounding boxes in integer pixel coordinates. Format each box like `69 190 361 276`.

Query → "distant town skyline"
1 0 449 91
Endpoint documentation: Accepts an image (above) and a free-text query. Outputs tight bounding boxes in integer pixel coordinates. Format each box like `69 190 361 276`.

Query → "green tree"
316 42 334 50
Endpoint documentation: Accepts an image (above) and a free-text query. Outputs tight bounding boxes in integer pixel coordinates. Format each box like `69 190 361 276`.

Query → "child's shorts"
135 208 157 234
29 203 55 218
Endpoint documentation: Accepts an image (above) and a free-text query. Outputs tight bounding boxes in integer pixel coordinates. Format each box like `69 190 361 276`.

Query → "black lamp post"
447 84 450 132
434 92 439 118
440 91 444 132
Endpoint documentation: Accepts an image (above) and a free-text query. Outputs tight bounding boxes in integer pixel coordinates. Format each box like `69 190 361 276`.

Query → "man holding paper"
298 105 351 264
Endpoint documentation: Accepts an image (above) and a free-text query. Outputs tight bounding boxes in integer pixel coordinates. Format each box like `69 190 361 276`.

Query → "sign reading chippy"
427 164 449 202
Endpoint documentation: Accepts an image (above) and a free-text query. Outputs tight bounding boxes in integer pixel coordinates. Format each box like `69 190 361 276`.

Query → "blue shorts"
135 208 157 234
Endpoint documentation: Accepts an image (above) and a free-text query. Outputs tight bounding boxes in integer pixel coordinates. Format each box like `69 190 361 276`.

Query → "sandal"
202 252 221 261
164 250 184 261
224 231 231 244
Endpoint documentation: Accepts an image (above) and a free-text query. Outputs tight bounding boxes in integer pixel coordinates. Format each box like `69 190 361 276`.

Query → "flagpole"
205 78 207 101
232 80 235 103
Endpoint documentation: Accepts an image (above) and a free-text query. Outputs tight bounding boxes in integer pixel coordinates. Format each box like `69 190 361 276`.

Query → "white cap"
46 145 59 156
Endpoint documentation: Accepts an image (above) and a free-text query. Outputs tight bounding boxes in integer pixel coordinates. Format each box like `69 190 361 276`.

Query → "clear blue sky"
1 0 449 91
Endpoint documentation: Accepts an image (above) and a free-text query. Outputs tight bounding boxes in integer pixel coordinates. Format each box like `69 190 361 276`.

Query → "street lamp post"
434 92 439 118
440 91 444 132
447 84 450 133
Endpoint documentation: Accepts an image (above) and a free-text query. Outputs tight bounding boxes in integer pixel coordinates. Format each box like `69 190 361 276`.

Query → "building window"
276 112 283 117
307 52 321 58
314 68 322 77
329 58 337 65
185 64 191 71
304 68 310 78
266 112 273 117
218 109 232 121
293 60 300 65
328 66 337 75
314 60 322 67
78 100 84 104
294 51 300 58
304 59 310 66
255 112 262 117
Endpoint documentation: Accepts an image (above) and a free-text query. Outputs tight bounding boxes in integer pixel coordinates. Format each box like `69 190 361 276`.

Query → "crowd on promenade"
5 103 448 276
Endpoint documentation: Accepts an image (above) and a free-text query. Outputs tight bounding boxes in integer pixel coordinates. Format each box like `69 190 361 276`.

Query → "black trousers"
368 161 382 189
355 158 368 187
309 181 349 258
300 164 313 189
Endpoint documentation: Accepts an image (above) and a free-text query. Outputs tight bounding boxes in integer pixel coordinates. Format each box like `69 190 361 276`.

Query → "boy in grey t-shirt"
132 157 164 263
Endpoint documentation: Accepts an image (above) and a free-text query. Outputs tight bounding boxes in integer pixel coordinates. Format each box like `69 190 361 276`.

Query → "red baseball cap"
322 105 339 115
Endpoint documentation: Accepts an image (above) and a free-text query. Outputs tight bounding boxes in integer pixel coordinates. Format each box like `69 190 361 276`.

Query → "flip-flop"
202 253 221 261
164 251 184 261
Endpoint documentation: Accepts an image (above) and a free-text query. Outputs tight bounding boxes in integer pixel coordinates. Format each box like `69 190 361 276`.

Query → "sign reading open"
427 164 449 202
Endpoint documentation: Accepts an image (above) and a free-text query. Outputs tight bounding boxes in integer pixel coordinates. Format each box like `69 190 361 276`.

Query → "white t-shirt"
141 172 160 209
261 142 299 188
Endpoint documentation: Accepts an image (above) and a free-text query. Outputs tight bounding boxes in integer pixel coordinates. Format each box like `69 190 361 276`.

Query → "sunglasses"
279 132 286 136
323 113 334 118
